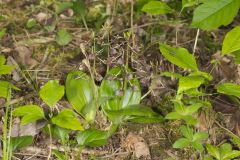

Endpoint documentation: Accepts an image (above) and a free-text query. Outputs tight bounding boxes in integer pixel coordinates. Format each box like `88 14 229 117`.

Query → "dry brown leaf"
14 45 38 69
123 132 151 160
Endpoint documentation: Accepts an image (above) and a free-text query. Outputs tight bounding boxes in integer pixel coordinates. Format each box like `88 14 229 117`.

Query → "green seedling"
205 143 240 160
173 126 208 152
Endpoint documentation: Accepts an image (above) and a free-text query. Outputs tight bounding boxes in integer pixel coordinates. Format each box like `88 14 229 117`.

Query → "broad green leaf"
223 150 240 160
77 129 109 147
159 44 198 71
141 1 173 15
10 136 33 151
178 76 205 94
193 132 208 141
220 143 232 156
217 83 240 98
0 80 19 98
165 112 182 120
191 0 240 30
56 29 72 46
185 103 202 115
192 141 204 152
222 26 240 55
51 109 83 131
66 71 94 113
105 104 163 123
13 105 45 125
180 126 194 140
0 65 15 75
173 138 190 148
189 71 213 81
160 72 182 79
0 55 6 65
39 80 65 107
100 67 141 111
206 144 220 160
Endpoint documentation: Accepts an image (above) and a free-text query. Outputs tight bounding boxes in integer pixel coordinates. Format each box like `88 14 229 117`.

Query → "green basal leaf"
0 65 15 75
206 144 220 160
222 26 240 55
10 136 33 151
51 109 83 131
217 83 240 98
180 125 194 140
56 29 72 46
0 55 6 65
141 1 173 15
220 143 232 158
105 104 163 124
223 150 240 160
13 105 45 125
77 129 109 147
100 67 141 122
39 80 65 107
173 138 190 149
191 0 240 30
66 71 95 113
192 141 204 152
160 72 182 79
192 132 208 141
189 71 213 81
0 80 20 98
165 112 182 120
185 103 202 115
159 44 198 71
178 76 205 94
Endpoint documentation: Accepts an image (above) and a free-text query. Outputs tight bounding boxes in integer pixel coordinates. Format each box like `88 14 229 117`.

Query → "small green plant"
205 143 240 160
173 125 208 152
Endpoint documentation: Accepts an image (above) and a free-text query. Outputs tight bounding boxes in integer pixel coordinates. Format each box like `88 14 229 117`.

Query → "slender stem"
193 29 200 55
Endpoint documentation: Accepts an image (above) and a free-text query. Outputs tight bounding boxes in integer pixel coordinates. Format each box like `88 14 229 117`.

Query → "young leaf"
39 80 65 107
192 132 208 141
0 65 15 75
222 26 240 55
173 138 190 148
159 44 198 71
13 105 45 125
51 109 83 131
10 136 33 151
217 83 240 98
223 150 240 160
0 55 6 65
77 129 109 147
0 80 19 98
178 76 204 94
191 0 240 30
180 126 194 140
206 144 220 160
192 141 204 152
141 1 173 15
56 29 72 46
66 71 94 113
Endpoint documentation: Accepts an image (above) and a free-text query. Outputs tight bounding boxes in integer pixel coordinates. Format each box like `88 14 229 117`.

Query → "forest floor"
1 0 240 160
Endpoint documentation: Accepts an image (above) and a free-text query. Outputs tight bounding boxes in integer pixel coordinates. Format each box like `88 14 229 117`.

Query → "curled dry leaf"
14 45 38 69
123 132 151 160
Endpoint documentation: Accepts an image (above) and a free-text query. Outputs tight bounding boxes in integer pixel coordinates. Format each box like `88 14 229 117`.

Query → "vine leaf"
191 0 240 30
